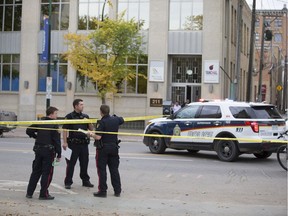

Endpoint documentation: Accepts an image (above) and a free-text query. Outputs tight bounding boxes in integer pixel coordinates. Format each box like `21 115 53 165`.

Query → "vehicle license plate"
272 125 278 130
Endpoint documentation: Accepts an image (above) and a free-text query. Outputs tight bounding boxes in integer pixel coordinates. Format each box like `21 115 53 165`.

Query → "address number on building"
150 98 163 107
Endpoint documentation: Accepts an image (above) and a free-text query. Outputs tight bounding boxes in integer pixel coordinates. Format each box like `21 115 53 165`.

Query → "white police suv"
143 100 286 162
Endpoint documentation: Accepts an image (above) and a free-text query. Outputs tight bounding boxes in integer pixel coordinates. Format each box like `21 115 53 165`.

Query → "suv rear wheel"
148 132 166 154
216 139 239 162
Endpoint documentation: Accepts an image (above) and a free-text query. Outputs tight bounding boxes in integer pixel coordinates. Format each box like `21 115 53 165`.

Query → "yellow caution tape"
1 115 287 144
18 125 288 144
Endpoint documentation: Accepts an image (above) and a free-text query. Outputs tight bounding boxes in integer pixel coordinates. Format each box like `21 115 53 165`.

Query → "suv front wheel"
148 132 166 154
216 139 239 162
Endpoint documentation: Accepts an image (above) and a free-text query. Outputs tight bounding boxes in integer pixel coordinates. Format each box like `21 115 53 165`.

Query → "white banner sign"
149 61 164 82
204 60 220 83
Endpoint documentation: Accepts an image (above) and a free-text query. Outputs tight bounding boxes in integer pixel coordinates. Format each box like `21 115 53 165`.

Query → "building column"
202 0 225 99
18 0 40 120
146 0 169 116
65 0 79 113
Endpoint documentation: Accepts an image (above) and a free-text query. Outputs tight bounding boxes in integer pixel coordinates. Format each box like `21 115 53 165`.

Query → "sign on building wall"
203 60 220 83
150 98 163 107
149 61 165 82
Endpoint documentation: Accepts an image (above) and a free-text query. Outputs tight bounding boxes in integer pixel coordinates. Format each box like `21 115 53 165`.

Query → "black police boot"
93 191 107 198
65 184 71 189
83 181 94 188
39 195 55 200
26 194 32 199
114 193 121 197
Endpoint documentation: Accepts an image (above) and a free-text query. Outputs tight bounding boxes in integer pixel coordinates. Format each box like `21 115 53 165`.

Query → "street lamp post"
46 0 52 109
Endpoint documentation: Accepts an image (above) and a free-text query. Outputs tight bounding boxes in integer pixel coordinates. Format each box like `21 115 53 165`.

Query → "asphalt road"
0 130 287 216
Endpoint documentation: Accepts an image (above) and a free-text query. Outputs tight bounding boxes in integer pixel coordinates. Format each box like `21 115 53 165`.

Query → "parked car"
0 110 17 137
143 100 286 162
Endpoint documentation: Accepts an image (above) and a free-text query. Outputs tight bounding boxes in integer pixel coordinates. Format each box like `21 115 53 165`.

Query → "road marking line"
0 180 77 195
50 183 77 195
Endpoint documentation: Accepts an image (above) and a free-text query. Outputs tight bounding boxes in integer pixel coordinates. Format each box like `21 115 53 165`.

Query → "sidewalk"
3 127 143 142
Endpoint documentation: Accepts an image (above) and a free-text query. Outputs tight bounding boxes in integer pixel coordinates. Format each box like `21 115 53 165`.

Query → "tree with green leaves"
64 16 144 104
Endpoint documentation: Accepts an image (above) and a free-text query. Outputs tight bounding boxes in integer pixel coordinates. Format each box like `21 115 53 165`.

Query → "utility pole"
283 5 288 114
235 0 243 101
246 0 256 102
257 16 266 102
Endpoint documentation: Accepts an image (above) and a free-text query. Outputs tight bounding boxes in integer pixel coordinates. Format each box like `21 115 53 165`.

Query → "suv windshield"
230 105 283 119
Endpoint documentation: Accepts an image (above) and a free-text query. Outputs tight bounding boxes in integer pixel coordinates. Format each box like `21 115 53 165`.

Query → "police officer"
26 106 61 200
62 99 94 189
90 104 124 198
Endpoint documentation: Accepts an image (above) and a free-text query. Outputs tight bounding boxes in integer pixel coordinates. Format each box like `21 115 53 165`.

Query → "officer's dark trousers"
27 148 55 197
96 144 121 194
65 143 90 185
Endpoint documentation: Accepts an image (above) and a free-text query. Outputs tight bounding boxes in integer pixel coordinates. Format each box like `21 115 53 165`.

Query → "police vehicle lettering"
236 128 244 133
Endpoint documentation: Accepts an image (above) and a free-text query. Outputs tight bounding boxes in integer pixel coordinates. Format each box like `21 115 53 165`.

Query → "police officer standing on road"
90 104 124 198
62 99 94 189
26 106 61 200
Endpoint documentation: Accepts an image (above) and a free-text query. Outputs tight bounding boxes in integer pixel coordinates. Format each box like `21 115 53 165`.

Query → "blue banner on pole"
41 18 49 62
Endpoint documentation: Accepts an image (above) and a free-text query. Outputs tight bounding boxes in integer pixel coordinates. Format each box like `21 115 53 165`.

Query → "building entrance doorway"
171 56 202 104
186 85 201 103
171 85 201 105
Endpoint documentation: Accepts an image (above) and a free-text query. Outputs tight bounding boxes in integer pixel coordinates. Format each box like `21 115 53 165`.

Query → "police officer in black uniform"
62 99 94 189
90 104 124 198
26 106 61 200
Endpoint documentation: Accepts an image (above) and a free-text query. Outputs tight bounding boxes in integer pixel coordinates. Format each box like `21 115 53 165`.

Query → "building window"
0 54 20 91
274 19 282 28
118 0 149 30
40 0 69 30
231 5 236 44
120 55 148 94
255 18 259 28
38 54 67 92
76 72 97 93
172 56 202 83
274 33 282 43
255 32 259 41
78 0 109 30
246 26 249 56
169 0 203 30
75 55 148 94
0 0 22 31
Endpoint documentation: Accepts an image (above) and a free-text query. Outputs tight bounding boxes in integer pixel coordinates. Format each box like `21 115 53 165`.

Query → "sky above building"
246 0 288 10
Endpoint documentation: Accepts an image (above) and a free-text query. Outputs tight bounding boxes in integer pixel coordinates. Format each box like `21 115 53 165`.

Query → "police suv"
143 100 286 162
